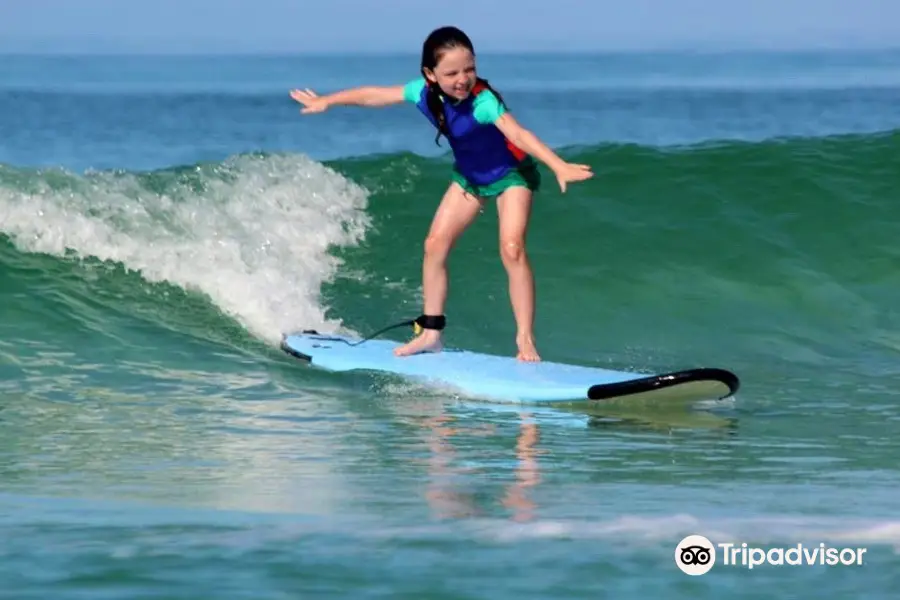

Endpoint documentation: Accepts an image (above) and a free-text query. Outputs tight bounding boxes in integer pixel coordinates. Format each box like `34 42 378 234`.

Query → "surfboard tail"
587 367 739 402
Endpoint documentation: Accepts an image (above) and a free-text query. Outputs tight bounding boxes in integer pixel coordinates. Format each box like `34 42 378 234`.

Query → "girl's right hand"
290 88 329 113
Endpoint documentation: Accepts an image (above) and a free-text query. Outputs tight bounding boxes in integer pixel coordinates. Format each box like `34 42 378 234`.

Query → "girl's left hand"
554 162 594 193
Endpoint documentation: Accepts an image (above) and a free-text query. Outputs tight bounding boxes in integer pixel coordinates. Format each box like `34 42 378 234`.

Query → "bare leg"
394 183 484 357
496 186 540 362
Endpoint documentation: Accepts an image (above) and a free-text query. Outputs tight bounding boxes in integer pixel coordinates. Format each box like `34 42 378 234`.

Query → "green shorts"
452 157 542 199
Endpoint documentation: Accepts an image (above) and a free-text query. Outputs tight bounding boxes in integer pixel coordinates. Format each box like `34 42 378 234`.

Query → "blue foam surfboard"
280 330 739 404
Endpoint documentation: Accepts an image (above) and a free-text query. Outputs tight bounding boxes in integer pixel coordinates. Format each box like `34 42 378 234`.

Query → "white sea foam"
0 153 371 343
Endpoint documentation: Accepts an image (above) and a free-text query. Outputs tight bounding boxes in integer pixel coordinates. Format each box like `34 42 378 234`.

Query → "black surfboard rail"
280 331 317 362
587 367 739 401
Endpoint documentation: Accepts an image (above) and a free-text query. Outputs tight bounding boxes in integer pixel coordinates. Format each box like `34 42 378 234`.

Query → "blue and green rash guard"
403 77 528 186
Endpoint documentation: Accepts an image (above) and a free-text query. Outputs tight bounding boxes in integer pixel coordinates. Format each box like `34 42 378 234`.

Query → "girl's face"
424 46 477 100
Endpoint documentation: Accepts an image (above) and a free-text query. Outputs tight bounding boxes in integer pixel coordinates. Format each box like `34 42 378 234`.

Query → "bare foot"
394 329 443 357
516 334 541 362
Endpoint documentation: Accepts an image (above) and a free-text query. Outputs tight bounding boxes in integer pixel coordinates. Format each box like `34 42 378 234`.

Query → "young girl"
290 26 593 362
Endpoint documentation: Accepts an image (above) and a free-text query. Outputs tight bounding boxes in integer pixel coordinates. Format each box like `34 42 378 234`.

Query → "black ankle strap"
414 314 446 331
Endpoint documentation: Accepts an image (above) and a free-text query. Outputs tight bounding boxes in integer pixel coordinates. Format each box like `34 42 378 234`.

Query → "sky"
1 0 898 53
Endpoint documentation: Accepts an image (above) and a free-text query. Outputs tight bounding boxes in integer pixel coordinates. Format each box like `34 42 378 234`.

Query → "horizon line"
2 44 900 58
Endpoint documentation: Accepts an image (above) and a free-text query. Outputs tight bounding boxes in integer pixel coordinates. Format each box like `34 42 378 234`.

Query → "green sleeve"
472 90 507 125
402 77 427 103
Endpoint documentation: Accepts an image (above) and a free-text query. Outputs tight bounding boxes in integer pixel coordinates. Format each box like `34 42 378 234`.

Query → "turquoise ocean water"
2 50 900 597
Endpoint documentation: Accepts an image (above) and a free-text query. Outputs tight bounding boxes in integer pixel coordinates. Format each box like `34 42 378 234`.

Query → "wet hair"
420 26 508 146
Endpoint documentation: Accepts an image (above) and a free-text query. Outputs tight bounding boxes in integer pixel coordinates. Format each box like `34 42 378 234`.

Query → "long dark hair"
420 26 508 146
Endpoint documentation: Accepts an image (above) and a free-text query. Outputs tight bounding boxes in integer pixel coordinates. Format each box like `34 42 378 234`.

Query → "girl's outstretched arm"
290 86 405 113
494 113 593 193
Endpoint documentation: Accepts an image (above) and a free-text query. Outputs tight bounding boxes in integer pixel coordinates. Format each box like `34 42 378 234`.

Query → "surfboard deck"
280 330 740 405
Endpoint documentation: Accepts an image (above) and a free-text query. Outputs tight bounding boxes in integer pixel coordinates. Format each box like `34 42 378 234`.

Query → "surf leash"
321 314 446 347
340 318 417 346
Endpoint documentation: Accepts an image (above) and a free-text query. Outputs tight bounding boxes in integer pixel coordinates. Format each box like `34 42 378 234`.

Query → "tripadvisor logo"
675 535 715 575
674 535 868 575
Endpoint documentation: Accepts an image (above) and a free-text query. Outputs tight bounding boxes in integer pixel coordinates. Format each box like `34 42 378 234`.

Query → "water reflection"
419 411 544 522
500 416 541 523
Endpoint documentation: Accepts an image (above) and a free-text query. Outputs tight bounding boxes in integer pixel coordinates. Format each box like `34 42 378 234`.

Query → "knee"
500 238 527 266
424 233 453 261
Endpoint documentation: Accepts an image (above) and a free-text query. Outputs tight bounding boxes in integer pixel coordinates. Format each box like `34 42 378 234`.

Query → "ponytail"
424 80 449 146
